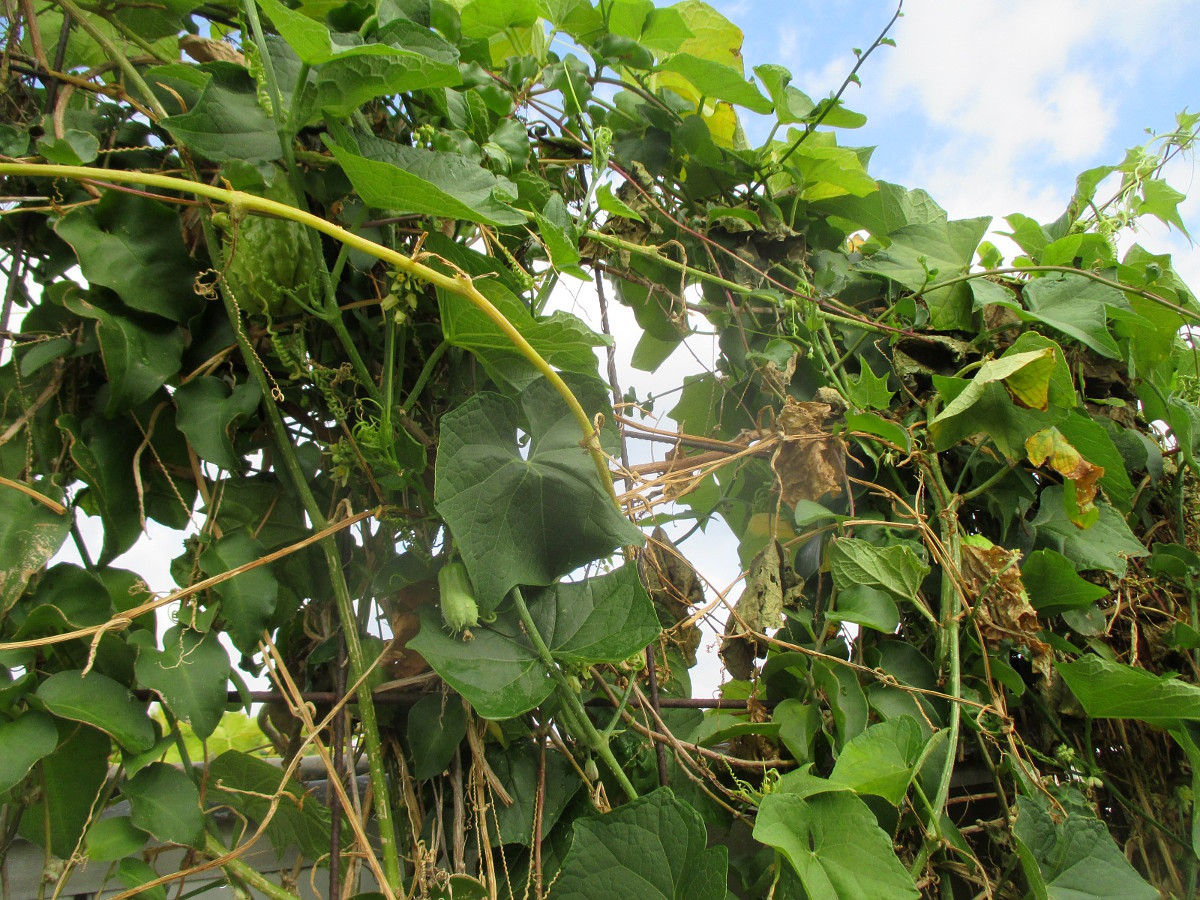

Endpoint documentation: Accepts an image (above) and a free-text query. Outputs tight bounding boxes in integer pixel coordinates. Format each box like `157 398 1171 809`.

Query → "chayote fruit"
217 175 319 316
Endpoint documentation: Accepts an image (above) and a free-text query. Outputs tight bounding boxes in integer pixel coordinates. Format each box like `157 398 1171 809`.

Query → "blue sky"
722 0 1198 280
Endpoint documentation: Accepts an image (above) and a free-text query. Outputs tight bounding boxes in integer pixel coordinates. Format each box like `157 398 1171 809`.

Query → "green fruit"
219 175 318 316
438 561 480 632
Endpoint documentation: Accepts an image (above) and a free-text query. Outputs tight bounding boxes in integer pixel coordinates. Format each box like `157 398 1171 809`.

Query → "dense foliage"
1 1 1199 897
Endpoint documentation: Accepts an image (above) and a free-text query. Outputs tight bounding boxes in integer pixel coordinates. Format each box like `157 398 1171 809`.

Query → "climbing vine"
1 1 1199 898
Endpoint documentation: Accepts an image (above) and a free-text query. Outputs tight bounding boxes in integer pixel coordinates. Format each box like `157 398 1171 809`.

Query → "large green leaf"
198 531 279 651
123 762 204 849
1013 787 1157 899
407 693 468 779
929 338 1073 458
527 563 660 665
827 537 929 605
1021 549 1109 616
61 290 185 416
855 216 991 329
54 192 201 323
208 750 339 859
973 273 1122 359
326 133 526 226
409 608 552 719
815 180 946 238
1032 487 1147 577
411 564 654 719
0 711 59 794
163 65 282 163
85 816 149 862
134 626 231 740
551 788 728 899
829 716 925 804
657 53 772 113
434 378 642 612
17 723 110 859
0 485 70 617
174 376 261 470
1057 655 1200 727
754 791 919 899
485 741 581 845
36 670 156 753
57 414 142 564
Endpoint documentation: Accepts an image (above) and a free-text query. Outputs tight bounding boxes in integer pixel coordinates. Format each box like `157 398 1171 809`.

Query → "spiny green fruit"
438 560 480 632
218 175 318 316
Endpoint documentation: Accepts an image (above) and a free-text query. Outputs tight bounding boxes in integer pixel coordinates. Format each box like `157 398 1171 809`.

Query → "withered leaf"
771 398 846 506
961 539 1051 677
720 542 803 680
640 527 704 666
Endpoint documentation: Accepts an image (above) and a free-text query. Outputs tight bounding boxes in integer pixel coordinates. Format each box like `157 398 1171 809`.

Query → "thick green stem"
204 833 300 900
510 587 638 801
0 162 612 499
193 208 405 889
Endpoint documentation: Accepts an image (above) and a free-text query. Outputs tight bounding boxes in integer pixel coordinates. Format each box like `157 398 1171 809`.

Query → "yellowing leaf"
1002 347 1056 409
1026 427 1105 525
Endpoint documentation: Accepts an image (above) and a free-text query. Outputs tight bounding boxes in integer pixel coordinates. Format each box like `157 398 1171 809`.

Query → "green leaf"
1020 274 1122 359
1013 786 1157 899
829 716 925 804
61 290 185 416
37 129 100 165
434 378 643 612
54 192 201 323
928 348 1062 456
258 0 402 63
409 607 551 719
124 762 204 849
528 563 660 665
326 133 525 226
428 234 606 389
174 376 261 470
813 659 868 749
842 365 894 410
459 0 540 38
551 788 728 900
785 137 877 202
116 858 167 900
815 180 946 238
754 791 919 899
856 216 991 329
1057 655 1200 726
773 698 822 763
163 65 282 163
753 64 814 124
827 584 900 634
407 692 468 779
1032 487 1147 577
58 415 142 564
1021 550 1109 616
134 626 230 740
305 48 461 119
85 816 149 862
412 565 654 719
17 723 110 859
209 750 338 858
485 741 581 845
595 183 643 221
0 711 59 794
198 532 279 651
827 537 930 605
0 486 70 618
845 411 911 453
36 670 155 753
1056 411 1134 511
1138 177 1191 238
657 53 772 113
